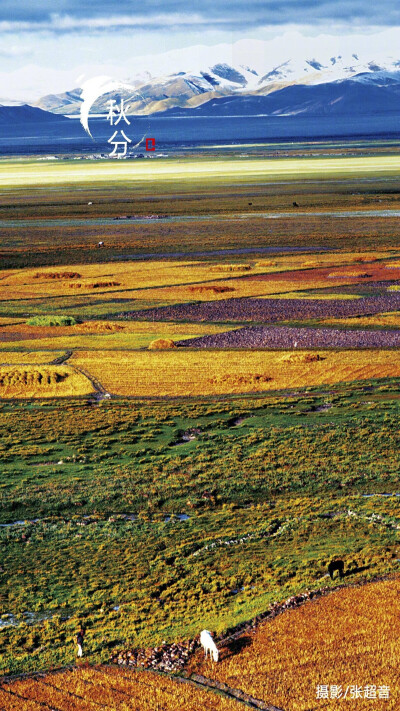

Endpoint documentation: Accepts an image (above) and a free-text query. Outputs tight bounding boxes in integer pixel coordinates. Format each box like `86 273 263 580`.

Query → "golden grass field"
0 351 65 364
0 365 93 398
0 252 395 305
320 312 400 328
0 321 236 351
69 349 400 397
191 578 400 710
0 666 241 711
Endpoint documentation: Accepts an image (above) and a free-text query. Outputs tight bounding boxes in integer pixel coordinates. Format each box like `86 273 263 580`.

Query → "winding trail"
188 673 284 710
48 350 73 365
69 360 110 401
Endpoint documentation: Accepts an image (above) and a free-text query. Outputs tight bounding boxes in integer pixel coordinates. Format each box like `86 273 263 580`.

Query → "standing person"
76 628 85 658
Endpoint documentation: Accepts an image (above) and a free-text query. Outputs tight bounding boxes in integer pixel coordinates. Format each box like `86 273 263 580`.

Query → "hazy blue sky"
1 1 400 101
2 0 400 29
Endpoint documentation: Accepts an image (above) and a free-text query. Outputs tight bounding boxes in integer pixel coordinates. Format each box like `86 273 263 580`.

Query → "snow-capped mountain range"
26 32 400 116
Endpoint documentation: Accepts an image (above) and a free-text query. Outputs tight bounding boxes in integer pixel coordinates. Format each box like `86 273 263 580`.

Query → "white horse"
200 630 219 662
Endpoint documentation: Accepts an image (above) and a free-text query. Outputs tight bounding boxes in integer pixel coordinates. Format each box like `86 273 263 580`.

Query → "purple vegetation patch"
119 294 400 324
176 325 400 349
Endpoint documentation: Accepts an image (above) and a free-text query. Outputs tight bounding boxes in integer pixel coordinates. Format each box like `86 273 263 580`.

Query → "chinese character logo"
107 99 132 157
79 76 155 157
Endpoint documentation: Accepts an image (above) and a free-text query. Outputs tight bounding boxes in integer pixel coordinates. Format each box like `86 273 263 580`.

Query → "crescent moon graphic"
79 76 143 139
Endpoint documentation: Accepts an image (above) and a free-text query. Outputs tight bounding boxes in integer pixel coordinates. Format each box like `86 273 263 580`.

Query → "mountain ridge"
30 71 400 121
32 35 400 117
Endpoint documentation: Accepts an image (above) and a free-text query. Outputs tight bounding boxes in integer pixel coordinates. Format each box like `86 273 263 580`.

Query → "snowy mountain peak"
33 31 400 115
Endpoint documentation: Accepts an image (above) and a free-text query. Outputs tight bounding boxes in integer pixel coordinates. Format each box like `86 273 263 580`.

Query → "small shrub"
33 271 81 279
210 264 252 272
148 339 176 350
26 315 77 327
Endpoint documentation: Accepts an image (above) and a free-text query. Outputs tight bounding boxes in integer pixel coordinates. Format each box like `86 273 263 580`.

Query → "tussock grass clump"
188 285 235 294
256 260 276 267
69 281 120 289
281 352 326 364
26 315 77 327
210 264 253 272
0 368 67 388
148 338 176 350
74 321 125 332
301 260 321 267
328 271 372 278
209 373 273 386
351 256 376 262
33 271 81 279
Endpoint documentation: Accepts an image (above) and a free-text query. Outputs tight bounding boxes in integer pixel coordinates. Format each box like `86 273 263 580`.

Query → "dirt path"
48 350 73 365
69 360 110 401
188 673 284 710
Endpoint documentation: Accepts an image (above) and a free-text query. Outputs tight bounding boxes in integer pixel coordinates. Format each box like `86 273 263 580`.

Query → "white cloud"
0 12 230 33
1 27 400 103
0 44 32 58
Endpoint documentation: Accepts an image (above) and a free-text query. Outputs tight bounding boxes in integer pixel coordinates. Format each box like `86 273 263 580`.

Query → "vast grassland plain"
1 145 400 708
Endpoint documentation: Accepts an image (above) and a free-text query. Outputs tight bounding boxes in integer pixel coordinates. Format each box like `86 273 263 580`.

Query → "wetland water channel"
0 513 190 629
2 209 400 229
1 505 398 631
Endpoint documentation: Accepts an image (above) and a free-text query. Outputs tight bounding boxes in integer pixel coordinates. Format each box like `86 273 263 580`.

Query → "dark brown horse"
328 560 344 580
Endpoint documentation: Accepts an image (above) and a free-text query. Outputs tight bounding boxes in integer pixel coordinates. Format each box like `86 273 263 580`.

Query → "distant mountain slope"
32 35 400 117
36 90 83 114
0 104 70 124
158 75 400 117
34 72 400 119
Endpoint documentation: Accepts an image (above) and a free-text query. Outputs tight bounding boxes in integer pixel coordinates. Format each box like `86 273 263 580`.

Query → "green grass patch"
26 315 78 327
0 378 400 672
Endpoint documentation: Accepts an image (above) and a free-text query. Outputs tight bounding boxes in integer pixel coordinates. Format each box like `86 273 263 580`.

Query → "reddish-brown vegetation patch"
69 281 121 289
246 262 400 284
33 271 81 279
188 285 235 294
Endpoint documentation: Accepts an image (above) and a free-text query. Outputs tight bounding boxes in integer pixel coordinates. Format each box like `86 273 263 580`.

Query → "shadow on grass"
345 564 371 577
221 635 253 661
